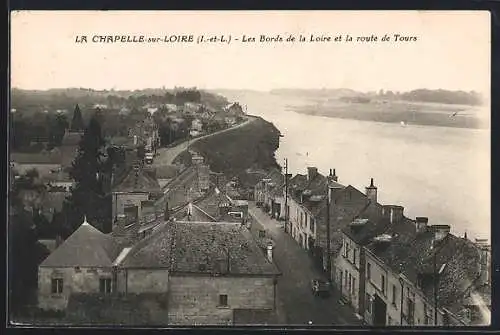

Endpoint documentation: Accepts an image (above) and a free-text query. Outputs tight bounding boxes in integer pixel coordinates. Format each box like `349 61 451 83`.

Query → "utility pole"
284 158 289 234
326 185 332 281
434 250 438 325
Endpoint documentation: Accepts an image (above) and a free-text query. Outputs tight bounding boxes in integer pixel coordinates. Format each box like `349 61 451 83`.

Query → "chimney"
432 224 450 242
415 217 429 233
266 244 274 263
332 169 338 182
307 167 318 181
385 205 404 224
365 178 378 204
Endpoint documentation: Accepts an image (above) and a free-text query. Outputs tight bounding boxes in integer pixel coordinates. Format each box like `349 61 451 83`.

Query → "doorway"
372 294 387 326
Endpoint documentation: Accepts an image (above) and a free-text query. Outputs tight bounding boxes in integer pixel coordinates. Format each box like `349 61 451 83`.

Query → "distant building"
42 170 74 191
223 102 245 116
254 168 286 219
38 217 281 326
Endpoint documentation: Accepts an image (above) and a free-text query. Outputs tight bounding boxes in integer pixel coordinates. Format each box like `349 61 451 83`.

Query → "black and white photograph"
8 10 491 327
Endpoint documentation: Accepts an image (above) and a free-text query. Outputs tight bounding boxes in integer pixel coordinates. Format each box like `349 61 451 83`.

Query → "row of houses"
254 166 491 326
35 144 282 325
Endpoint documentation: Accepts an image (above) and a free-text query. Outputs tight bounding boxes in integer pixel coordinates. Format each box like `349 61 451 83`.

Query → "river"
216 90 490 241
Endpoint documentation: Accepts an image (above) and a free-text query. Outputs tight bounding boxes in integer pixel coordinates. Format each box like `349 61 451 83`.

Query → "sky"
10 11 490 94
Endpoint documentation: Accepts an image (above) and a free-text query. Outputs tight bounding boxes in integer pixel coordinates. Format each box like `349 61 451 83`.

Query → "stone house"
38 217 123 311
286 167 332 250
336 207 389 316
110 163 163 222
223 102 244 116
337 203 490 327
254 168 285 219
38 215 281 326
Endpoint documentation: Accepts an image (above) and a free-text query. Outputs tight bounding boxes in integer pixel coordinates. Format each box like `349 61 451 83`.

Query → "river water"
217 90 490 240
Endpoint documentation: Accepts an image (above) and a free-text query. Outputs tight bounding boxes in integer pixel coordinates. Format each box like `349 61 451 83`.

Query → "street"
249 203 365 326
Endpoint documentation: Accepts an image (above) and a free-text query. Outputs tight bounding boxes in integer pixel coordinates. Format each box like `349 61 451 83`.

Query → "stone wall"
124 269 170 294
38 266 113 311
167 275 275 325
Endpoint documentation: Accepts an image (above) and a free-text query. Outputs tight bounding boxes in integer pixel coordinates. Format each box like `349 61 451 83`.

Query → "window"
259 230 266 238
352 277 356 295
348 273 352 293
99 278 112 294
310 218 315 233
367 263 371 280
346 242 350 259
344 270 348 287
381 275 386 294
388 316 392 325
353 248 357 265
218 294 228 307
392 284 397 305
51 278 63 294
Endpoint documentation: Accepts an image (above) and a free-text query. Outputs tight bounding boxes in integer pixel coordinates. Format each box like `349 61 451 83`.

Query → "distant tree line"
10 112 69 150
11 88 209 112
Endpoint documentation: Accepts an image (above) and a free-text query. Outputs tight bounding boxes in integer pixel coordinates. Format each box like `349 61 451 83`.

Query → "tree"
66 115 109 233
70 104 84 131
47 113 69 149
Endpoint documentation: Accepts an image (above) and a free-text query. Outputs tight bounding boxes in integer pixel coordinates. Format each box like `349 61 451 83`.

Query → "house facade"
110 163 163 221
335 199 490 327
286 167 331 250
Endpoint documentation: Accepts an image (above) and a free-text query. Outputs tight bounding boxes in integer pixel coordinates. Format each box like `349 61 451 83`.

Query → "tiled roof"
40 220 122 267
170 221 280 275
289 174 308 189
155 165 179 179
194 189 233 219
316 186 374 249
66 292 169 325
62 131 84 146
42 171 73 183
365 217 417 274
112 166 162 193
107 136 135 148
122 221 280 276
367 222 484 315
10 152 62 165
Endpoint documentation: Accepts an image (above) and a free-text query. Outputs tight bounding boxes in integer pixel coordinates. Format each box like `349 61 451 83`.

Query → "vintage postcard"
9 10 491 327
